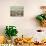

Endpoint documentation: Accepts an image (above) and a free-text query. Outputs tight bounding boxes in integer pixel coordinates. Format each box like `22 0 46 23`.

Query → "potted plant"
36 6 46 27
5 26 18 43
36 14 46 27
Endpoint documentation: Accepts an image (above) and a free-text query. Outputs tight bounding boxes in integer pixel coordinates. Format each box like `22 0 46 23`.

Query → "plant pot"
40 20 46 27
11 36 17 44
7 39 12 44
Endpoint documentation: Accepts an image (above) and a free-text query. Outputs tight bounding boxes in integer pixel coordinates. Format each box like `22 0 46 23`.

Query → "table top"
14 43 46 46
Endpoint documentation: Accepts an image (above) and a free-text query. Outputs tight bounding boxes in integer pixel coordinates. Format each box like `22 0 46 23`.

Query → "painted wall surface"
0 0 46 41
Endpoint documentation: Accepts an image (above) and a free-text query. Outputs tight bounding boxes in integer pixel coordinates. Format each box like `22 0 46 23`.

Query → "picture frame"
10 6 24 17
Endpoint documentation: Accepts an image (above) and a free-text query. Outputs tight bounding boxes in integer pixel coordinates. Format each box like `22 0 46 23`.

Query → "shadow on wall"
30 16 40 27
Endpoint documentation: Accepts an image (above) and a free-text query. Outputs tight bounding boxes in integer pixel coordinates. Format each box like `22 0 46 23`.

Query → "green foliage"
44 15 46 20
36 14 46 21
5 26 18 38
36 15 44 21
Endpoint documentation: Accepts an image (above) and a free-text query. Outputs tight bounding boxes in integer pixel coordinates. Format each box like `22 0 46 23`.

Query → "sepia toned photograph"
10 6 24 17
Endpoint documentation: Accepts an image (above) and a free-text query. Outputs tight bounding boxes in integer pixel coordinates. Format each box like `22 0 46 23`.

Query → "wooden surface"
14 43 46 46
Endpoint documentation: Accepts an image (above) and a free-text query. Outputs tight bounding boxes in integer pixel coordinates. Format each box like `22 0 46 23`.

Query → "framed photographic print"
10 6 24 17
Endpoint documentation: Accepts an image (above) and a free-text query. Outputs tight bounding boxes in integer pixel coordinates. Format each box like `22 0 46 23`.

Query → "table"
14 43 46 46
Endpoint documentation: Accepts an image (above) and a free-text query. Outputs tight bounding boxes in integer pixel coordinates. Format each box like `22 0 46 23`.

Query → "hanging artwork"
10 6 24 17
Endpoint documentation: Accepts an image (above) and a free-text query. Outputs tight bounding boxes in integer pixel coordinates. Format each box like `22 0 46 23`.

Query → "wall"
0 0 46 40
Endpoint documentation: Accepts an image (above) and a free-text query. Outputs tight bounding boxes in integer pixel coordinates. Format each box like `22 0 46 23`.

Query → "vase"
41 20 46 27
7 39 12 44
11 36 17 44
